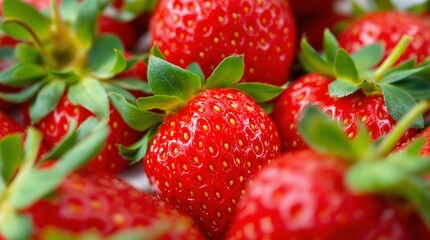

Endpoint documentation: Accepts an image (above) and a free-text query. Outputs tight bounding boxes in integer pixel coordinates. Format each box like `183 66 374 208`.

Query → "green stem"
374 35 413 81
50 0 62 30
375 101 430 157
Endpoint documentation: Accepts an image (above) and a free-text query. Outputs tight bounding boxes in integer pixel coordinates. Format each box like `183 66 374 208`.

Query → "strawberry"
0 0 149 173
110 54 282 239
25 172 206 239
338 11 430 65
273 30 429 152
226 105 430 239
149 0 296 86
289 0 335 19
98 14 139 51
0 110 25 138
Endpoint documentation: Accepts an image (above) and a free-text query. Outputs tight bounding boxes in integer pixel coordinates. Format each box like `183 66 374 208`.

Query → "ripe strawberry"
0 0 149 173
227 106 430 239
289 0 335 18
98 15 139 51
25 172 206 239
338 11 430 65
273 30 429 152
0 110 25 138
272 72 418 151
110 54 282 239
149 0 296 86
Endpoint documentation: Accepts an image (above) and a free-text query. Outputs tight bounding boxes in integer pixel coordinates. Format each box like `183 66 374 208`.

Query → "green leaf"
0 46 15 59
298 105 358 161
102 82 137 103
88 35 125 79
380 84 423 128
148 56 201 100
232 83 283 103
334 49 360 84
0 80 44 103
0 134 23 184
0 211 32 240
351 43 384 72
29 80 66 123
73 0 98 49
322 29 340 65
328 79 360 98
299 37 333 75
39 121 78 162
137 95 185 112
374 0 395 10
68 78 110 119
379 65 428 84
14 43 41 63
0 63 47 86
118 127 158 164
10 168 65 208
110 78 152 94
53 120 109 173
151 45 166 60
204 55 244 89
186 62 205 84
393 76 430 101
109 92 163 131
59 0 80 22
21 128 43 169
2 0 51 41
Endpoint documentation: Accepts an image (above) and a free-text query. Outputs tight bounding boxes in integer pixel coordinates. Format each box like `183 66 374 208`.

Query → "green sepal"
123 0 159 14
186 62 205 84
0 46 15 60
299 37 333 75
322 29 340 65
328 80 360 98
393 76 430 101
29 80 66 123
351 43 384 72
73 0 98 50
68 77 110 119
0 80 44 103
21 127 43 170
87 35 126 79
119 127 158 164
15 43 41 63
0 211 32 240
204 55 244 89
0 134 23 186
49 70 80 85
102 82 137 103
334 49 360 84
108 78 152 94
373 0 396 10
137 95 185 112
59 0 80 23
109 92 164 131
380 84 423 128
378 65 428 84
150 45 166 60
2 0 51 41
232 82 283 103
0 63 47 86
39 121 78 162
148 56 201 100
299 105 367 162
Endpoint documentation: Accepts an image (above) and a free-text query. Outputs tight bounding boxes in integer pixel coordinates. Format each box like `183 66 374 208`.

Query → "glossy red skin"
23 95 142 173
289 0 335 18
25 172 206 239
338 11 430 65
144 88 281 239
150 0 296 86
225 150 428 240
272 73 418 152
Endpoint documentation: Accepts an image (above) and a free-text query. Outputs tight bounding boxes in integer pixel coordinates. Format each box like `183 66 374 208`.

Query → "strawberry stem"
50 0 63 31
374 100 430 157
374 35 413 81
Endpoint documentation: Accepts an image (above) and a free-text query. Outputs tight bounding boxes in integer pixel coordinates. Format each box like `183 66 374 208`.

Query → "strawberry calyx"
104 0 159 22
110 50 284 162
299 102 430 226
0 0 147 123
299 29 430 128
0 118 109 239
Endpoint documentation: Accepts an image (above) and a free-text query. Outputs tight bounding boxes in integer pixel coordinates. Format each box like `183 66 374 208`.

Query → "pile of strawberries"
1 0 430 239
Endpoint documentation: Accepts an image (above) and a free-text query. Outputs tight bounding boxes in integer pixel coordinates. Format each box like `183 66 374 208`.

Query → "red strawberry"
98 15 139 51
149 0 296 86
0 0 148 173
227 106 430 239
25 172 206 239
272 72 418 152
338 11 430 65
23 95 142 173
110 55 282 239
274 31 428 152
